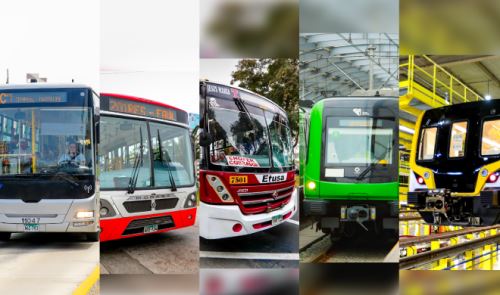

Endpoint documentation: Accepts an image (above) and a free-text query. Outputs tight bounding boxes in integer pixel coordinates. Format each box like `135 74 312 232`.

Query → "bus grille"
122 216 175 235
237 186 294 214
123 198 178 213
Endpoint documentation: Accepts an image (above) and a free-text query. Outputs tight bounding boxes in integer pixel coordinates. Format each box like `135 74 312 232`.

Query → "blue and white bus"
0 84 99 241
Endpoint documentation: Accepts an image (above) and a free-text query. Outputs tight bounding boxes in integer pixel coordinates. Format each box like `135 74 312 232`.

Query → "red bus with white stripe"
98 93 196 242
199 81 297 239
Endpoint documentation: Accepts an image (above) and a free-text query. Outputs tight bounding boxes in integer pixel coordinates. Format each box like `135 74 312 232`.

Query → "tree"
230 58 299 144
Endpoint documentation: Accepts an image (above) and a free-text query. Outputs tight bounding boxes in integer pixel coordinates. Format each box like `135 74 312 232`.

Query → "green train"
301 97 399 238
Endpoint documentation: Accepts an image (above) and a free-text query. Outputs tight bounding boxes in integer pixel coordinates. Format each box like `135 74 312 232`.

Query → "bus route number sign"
229 175 248 184
108 97 177 121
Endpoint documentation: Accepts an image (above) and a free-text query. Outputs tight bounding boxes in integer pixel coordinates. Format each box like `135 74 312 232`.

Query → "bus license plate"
144 224 158 233
272 214 283 225
24 224 40 232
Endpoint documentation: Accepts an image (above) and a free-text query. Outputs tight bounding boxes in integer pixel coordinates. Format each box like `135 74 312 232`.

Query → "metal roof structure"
300 33 399 102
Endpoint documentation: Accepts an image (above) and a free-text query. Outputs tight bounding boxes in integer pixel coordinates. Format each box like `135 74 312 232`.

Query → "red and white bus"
98 93 197 242
199 81 297 239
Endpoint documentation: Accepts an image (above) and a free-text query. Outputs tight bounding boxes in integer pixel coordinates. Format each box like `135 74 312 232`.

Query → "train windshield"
207 96 293 169
324 117 394 165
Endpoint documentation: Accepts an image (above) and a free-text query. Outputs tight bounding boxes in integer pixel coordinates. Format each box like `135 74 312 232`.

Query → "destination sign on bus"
101 95 184 122
0 92 67 105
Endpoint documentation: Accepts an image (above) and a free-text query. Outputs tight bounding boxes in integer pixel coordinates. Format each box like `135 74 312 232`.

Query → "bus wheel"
86 232 99 242
0 232 11 241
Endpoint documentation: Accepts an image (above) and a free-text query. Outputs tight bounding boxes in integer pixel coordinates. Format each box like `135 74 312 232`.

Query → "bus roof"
0 83 90 90
202 80 287 114
100 92 185 112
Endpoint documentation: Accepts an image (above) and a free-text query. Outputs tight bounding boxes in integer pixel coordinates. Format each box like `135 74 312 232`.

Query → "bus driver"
58 142 86 166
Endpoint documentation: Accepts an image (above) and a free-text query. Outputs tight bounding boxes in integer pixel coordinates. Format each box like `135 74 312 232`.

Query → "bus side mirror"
199 131 212 147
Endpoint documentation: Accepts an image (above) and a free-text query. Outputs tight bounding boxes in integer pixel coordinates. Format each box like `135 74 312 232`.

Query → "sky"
200 59 240 86
0 0 100 89
0 0 199 114
101 0 199 114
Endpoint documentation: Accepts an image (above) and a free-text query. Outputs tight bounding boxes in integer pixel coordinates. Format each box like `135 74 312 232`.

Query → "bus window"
418 127 437 160
449 121 468 158
481 118 500 156
99 117 151 189
149 122 195 187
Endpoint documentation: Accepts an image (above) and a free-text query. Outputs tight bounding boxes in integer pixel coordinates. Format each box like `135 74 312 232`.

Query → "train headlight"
481 169 489 177
487 172 499 183
76 211 94 219
307 181 316 190
423 172 430 179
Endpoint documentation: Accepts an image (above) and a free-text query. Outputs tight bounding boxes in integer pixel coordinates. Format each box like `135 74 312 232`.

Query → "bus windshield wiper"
157 129 177 192
53 172 80 188
128 127 144 194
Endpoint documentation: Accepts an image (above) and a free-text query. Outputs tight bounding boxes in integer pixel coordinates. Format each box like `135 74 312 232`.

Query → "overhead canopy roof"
300 33 399 102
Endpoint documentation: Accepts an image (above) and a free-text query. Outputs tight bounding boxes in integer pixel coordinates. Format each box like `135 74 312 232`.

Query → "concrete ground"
100 223 199 274
0 233 99 295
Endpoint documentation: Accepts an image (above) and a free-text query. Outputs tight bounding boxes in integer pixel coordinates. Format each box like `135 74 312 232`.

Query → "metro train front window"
325 117 393 165
418 127 437 160
481 118 500 156
449 121 468 158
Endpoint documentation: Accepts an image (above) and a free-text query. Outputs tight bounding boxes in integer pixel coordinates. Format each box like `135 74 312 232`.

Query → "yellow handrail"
400 55 483 106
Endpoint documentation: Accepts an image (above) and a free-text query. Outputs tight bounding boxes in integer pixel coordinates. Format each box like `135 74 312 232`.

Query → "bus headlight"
206 175 234 203
100 207 109 217
307 181 316 190
76 211 94 219
184 192 198 208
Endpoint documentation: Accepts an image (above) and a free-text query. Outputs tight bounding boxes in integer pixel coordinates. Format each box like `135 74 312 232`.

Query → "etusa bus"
199 81 297 239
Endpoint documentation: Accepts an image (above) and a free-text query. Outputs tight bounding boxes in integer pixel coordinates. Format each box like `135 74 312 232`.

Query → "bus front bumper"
0 197 98 234
199 188 297 240
100 207 197 242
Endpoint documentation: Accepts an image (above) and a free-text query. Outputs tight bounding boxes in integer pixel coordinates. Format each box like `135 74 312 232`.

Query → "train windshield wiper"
128 127 144 194
356 142 391 180
157 129 177 192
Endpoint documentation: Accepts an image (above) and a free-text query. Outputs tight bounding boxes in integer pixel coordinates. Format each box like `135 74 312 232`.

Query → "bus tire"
0 232 11 241
86 232 99 242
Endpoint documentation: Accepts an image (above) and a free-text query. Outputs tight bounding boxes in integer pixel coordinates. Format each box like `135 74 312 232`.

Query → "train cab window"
481 118 500 156
418 127 437 160
449 121 468 158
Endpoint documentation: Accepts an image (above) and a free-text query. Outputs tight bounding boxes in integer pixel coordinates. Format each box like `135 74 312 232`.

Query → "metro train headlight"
306 181 316 190
414 172 427 186
76 211 94 219
206 175 234 203
486 171 499 183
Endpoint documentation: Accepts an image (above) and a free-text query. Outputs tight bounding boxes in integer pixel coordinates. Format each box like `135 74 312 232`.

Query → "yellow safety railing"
400 55 483 107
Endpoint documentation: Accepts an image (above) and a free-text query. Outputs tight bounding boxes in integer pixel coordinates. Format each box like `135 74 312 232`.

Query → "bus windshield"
324 117 394 165
0 107 94 176
99 116 194 190
207 97 294 169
